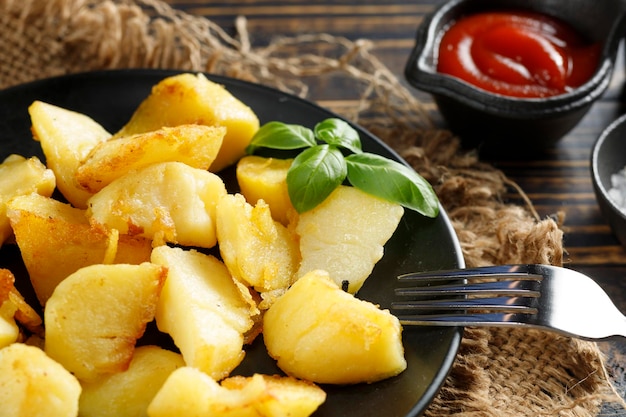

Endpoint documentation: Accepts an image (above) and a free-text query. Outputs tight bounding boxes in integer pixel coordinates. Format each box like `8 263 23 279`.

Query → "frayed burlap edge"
1 0 624 415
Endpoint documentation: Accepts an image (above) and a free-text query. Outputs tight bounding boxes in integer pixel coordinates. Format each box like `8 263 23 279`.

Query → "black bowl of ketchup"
405 0 626 154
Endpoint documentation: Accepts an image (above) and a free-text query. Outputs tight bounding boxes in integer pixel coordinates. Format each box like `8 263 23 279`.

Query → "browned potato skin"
0 269 19 348
113 73 260 172
7 194 152 306
86 161 227 248
216 193 300 308
0 269 43 344
0 268 13 305
76 124 226 193
147 368 326 417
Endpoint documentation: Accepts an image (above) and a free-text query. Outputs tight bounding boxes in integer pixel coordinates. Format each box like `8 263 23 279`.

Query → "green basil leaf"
346 153 440 218
246 121 316 154
314 118 362 154
286 144 347 213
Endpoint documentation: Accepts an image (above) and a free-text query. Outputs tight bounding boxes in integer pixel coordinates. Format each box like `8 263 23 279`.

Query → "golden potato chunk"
236 155 296 225
7 287 43 337
44 263 167 381
0 267 13 305
295 185 404 293
7 194 152 305
0 154 55 246
151 245 258 380
0 343 81 417
114 73 260 172
0 299 18 349
216 193 299 308
148 368 326 417
79 345 185 417
29 100 111 208
263 270 406 385
87 161 227 248
0 268 43 341
76 124 226 193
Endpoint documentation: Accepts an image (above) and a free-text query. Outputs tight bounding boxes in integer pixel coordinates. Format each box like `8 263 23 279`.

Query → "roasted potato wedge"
151 245 257 380
7 194 152 305
0 269 43 344
44 263 167 381
76 124 225 193
0 154 55 246
295 185 404 293
29 100 110 208
87 161 227 248
113 73 259 172
216 193 299 308
264 270 406 385
236 155 296 226
0 299 18 349
148 368 326 417
0 343 81 417
79 345 185 417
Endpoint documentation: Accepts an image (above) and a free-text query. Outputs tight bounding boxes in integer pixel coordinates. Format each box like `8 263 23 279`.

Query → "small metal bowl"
591 114 626 249
405 0 626 154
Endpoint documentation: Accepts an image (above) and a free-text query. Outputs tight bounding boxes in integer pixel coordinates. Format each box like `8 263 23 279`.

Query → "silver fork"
392 264 626 340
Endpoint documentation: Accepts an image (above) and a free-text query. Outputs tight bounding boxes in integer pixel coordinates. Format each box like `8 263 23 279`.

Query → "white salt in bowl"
591 113 626 249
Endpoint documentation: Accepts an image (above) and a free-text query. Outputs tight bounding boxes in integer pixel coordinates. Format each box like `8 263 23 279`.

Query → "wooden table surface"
166 0 626 410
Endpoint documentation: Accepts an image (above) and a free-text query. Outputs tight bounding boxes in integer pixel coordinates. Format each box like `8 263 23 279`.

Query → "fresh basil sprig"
245 118 439 217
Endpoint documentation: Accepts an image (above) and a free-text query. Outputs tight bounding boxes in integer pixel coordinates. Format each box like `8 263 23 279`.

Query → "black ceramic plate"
0 69 464 417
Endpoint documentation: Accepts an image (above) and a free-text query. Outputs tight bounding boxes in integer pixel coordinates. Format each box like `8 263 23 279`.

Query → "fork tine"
394 279 541 297
396 312 535 327
397 269 542 281
392 297 539 314
393 267 542 325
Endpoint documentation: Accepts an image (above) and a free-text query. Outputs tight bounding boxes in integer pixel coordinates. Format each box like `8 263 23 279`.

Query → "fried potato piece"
0 298 18 349
295 185 404 293
216 193 299 309
236 155 296 226
76 124 226 193
151 245 257 380
29 100 111 208
0 267 12 305
0 343 81 417
263 270 406 385
8 287 43 336
0 154 55 246
148 368 326 417
87 161 227 248
7 194 152 306
0 269 43 345
44 263 167 381
80 345 185 417
113 73 260 172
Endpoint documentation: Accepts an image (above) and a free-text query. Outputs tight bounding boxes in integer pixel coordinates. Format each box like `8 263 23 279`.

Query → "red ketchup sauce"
436 10 601 98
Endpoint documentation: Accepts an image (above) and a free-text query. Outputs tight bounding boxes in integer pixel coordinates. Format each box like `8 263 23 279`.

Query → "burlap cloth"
1 0 625 415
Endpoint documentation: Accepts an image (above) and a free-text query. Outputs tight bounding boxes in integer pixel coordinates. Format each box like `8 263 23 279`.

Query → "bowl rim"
591 113 626 224
405 0 626 117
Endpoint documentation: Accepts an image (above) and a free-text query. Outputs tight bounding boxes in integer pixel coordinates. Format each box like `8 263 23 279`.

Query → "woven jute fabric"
1 0 624 415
